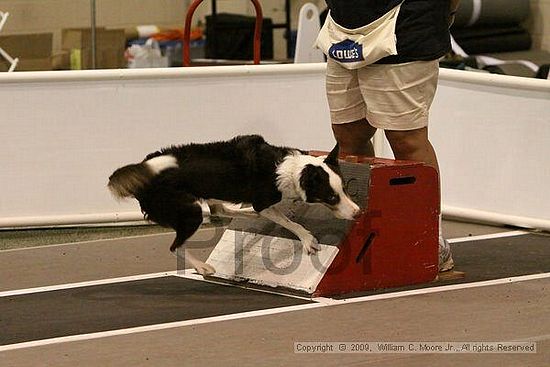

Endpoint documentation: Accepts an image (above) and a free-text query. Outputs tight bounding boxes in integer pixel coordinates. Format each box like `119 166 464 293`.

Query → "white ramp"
206 230 339 294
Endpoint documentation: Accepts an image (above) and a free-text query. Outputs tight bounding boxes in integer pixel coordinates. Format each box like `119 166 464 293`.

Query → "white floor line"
313 272 550 305
1 272 549 352
448 230 530 244
512 333 550 343
2 227 532 254
0 225 228 253
0 231 176 253
0 271 178 297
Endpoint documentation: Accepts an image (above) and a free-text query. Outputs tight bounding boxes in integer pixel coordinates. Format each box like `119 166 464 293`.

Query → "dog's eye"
326 194 339 205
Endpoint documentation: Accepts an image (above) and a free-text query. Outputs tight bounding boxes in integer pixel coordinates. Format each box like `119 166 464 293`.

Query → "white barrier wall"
379 70 550 230
1 64 549 229
0 65 334 227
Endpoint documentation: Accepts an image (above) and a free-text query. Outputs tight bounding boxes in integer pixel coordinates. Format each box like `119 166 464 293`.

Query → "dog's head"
299 144 361 220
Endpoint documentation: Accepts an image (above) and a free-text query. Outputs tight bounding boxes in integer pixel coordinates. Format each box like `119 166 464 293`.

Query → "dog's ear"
300 164 322 190
324 143 340 166
299 165 326 202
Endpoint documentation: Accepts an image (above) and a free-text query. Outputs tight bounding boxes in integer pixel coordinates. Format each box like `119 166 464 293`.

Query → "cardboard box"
51 51 70 70
0 33 53 71
62 28 126 69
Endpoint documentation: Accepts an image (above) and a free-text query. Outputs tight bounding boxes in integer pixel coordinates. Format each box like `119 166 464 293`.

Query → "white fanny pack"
315 3 403 69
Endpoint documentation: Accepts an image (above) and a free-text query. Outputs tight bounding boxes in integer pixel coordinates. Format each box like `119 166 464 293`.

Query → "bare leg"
385 127 454 271
332 119 377 156
384 127 439 174
260 206 320 254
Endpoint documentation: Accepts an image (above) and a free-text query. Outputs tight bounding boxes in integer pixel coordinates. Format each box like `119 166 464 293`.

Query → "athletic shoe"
439 238 454 272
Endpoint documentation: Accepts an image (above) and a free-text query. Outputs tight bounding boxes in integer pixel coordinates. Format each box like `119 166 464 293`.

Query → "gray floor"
3 232 548 348
1 220 548 367
0 225 172 251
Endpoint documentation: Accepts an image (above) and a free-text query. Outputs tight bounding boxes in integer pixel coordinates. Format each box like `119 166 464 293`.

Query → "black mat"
0 276 312 346
335 233 550 299
452 26 532 54
450 233 549 280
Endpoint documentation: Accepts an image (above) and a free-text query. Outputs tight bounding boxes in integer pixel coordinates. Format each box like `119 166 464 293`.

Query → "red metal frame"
183 0 263 66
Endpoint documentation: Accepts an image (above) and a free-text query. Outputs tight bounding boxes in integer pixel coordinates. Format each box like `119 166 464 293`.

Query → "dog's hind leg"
181 248 216 276
169 201 216 276
208 200 260 219
140 187 215 276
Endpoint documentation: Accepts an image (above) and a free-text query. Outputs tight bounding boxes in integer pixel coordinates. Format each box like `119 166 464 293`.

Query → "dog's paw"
302 235 320 255
208 203 225 216
194 262 216 276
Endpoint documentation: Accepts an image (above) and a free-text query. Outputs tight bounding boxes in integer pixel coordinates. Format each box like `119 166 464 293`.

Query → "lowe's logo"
329 39 364 63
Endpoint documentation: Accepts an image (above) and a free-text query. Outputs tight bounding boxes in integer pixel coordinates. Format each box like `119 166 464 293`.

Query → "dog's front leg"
260 206 320 254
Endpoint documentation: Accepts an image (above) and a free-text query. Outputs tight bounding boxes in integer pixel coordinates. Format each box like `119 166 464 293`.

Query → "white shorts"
326 58 439 130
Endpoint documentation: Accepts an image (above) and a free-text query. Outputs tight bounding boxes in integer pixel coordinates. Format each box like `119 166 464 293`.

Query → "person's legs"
326 59 376 155
384 127 438 173
386 126 454 271
332 119 377 156
385 127 454 271
357 60 453 272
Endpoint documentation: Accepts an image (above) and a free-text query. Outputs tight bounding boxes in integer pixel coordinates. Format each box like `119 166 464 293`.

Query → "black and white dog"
108 135 360 275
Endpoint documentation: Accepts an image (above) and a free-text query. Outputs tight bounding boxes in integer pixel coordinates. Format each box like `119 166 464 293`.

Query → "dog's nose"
342 204 361 220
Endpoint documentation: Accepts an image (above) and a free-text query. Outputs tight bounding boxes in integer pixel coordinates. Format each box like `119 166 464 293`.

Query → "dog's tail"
108 163 153 199
108 155 178 199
